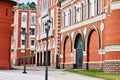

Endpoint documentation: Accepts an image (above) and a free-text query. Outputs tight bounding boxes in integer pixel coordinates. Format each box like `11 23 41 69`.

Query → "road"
0 66 103 80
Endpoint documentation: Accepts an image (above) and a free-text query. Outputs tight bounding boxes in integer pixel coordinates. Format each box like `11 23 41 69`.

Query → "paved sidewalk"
0 66 103 80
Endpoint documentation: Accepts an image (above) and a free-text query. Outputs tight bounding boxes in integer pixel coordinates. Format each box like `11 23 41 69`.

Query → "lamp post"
20 28 32 74
45 20 51 80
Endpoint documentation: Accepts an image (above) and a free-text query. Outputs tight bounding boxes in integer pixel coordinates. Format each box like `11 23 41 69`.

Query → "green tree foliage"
18 2 37 10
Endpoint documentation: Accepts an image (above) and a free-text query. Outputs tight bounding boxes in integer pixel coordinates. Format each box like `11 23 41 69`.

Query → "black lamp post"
20 28 32 74
45 20 51 80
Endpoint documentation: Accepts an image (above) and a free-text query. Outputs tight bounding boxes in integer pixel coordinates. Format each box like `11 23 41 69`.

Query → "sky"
19 0 37 4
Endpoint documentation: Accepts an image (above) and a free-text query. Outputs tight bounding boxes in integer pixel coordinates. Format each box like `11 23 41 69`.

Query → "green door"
76 49 83 69
75 34 83 69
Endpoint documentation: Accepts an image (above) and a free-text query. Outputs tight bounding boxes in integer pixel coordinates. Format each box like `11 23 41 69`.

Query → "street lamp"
44 20 51 80
20 28 32 74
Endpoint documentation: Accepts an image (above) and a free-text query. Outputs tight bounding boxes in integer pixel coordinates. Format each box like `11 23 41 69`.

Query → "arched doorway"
74 34 83 69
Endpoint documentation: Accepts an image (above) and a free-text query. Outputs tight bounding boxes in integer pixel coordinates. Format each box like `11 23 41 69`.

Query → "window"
22 15 26 22
31 40 35 45
81 3 84 21
51 18 53 29
43 22 45 33
63 12 66 27
31 51 34 54
21 28 26 34
77 7 80 22
22 40 25 45
30 28 35 35
51 0 54 6
95 0 100 15
68 9 72 26
88 0 90 19
43 0 48 10
74 6 77 23
91 0 95 17
31 15 36 23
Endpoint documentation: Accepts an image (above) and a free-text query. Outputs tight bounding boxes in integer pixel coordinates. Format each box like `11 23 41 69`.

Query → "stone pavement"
0 66 103 80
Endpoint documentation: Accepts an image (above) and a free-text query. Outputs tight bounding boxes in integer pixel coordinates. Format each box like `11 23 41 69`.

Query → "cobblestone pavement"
0 66 103 80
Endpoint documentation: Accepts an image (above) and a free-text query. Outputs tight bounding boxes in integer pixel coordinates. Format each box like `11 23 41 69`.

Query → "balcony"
39 30 54 40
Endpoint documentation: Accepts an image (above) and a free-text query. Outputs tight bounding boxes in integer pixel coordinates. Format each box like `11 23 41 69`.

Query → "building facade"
36 0 120 73
36 0 61 67
0 0 17 69
59 0 120 73
11 7 37 66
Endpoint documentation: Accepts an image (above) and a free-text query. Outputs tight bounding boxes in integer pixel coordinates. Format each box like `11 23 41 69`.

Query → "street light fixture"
44 20 51 80
20 28 32 74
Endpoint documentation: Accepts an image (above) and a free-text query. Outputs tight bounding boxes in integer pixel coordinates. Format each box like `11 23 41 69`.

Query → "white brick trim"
111 1 120 10
105 60 120 62
105 45 120 52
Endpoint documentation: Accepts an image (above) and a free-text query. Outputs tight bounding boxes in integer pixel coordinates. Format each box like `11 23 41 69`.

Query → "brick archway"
61 34 72 68
85 26 101 70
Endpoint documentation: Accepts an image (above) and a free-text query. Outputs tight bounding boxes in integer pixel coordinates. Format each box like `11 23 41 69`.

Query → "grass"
66 70 120 80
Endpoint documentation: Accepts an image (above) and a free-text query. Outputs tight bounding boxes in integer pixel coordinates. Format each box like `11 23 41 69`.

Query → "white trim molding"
61 0 73 9
83 61 104 63
111 1 120 10
98 49 105 54
59 54 63 58
60 62 74 64
83 51 87 56
105 60 120 62
105 45 120 52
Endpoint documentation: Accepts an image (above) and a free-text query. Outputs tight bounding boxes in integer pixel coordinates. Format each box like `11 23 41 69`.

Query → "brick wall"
0 1 15 69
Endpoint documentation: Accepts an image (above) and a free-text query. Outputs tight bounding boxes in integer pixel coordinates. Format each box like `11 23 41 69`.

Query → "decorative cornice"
61 0 73 9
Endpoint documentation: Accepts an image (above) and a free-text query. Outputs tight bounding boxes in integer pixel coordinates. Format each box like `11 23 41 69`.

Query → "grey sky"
19 0 37 4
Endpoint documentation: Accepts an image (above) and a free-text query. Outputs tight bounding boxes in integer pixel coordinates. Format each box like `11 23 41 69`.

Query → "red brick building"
59 0 120 73
36 0 60 67
0 0 17 69
36 0 120 73
11 6 37 66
